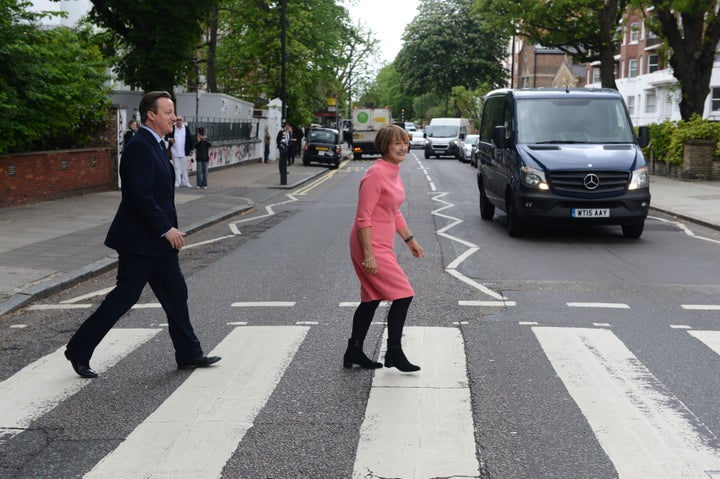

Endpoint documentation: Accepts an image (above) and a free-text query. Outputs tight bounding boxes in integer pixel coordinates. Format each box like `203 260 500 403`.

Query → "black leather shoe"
64 349 98 378
177 355 221 370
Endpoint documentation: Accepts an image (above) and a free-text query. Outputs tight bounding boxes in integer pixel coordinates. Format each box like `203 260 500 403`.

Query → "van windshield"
515 98 636 144
425 125 459 137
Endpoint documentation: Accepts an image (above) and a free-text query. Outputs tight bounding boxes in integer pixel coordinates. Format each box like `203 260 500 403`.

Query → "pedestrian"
166 115 195 188
195 127 211 189
63 91 221 378
344 124 424 372
292 124 304 162
263 126 271 163
276 122 292 171
123 119 139 150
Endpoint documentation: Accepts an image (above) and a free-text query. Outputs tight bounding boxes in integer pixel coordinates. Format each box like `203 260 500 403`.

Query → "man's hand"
165 227 186 249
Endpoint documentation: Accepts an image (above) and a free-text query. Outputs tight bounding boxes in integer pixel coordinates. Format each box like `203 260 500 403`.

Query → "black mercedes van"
476 88 651 238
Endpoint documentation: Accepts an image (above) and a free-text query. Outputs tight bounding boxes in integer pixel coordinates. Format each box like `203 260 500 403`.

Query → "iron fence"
186 117 260 142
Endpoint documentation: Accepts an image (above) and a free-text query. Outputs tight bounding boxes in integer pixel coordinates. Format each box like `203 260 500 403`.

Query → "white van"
424 117 470 160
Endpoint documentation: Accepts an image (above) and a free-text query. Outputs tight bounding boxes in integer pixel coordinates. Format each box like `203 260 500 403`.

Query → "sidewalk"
0 158 718 318
0 156 334 318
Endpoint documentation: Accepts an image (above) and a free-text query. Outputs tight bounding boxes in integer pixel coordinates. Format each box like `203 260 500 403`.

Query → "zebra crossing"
2 324 720 478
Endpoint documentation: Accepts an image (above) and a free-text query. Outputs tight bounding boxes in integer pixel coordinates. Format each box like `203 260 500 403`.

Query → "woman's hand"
408 239 424 258
362 256 377 274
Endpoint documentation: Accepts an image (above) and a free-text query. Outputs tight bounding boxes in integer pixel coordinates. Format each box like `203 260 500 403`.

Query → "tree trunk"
598 0 620 90
206 6 219 93
653 4 720 120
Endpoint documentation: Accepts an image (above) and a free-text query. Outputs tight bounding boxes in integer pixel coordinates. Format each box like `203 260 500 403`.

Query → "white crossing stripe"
0 329 160 442
533 327 720 478
231 301 295 307
84 326 309 479
682 305 720 311
353 327 480 479
566 302 630 309
688 330 720 356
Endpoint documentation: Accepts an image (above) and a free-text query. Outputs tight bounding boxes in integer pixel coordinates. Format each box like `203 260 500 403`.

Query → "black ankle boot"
343 339 382 369
384 343 420 372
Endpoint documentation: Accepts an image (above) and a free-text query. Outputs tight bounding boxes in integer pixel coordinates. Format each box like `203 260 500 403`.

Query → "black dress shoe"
64 349 98 378
177 355 221 370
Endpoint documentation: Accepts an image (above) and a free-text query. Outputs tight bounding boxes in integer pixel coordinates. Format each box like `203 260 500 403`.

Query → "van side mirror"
460 133 466 140
493 125 508 148
637 126 650 148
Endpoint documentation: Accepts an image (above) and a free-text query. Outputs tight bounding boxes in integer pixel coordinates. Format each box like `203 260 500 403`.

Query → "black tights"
351 296 413 345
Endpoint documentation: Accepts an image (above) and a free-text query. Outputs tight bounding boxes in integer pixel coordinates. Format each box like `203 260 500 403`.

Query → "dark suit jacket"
105 127 178 256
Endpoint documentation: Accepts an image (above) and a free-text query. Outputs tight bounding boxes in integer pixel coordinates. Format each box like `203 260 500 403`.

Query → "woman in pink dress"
344 125 425 372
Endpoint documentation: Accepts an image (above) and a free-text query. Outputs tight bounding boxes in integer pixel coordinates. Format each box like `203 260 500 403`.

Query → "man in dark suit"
64 91 220 378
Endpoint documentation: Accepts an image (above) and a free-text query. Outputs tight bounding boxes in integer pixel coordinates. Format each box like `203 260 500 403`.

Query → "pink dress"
350 159 414 302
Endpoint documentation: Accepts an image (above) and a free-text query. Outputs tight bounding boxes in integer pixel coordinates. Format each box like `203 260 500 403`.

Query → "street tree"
634 0 720 120
477 0 625 90
394 0 507 103
0 1 110 154
359 64 415 120
213 0 351 125
87 0 219 95
334 21 379 118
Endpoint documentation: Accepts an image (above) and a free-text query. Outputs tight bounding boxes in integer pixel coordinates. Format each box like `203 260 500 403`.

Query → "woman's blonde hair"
374 124 410 155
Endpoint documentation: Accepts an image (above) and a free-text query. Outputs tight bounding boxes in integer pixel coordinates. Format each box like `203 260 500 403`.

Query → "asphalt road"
2 152 720 478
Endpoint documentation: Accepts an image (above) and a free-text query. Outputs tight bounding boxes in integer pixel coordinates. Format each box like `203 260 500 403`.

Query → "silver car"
410 130 427 149
461 134 479 164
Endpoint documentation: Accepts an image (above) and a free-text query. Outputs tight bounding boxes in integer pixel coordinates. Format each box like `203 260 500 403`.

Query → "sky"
344 0 421 65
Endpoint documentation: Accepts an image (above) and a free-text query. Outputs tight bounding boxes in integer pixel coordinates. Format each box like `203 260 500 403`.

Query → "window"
627 96 635 116
629 59 638 78
645 92 657 113
592 68 601 83
648 54 659 73
712 88 720 112
630 22 639 43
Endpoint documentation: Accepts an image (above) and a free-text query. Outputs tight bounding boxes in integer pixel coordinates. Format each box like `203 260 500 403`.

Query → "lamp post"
279 0 287 185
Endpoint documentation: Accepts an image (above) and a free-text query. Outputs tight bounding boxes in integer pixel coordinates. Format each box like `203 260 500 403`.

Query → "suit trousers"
66 250 203 365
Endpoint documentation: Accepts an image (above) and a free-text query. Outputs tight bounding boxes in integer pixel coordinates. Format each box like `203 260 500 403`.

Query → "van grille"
549 171 630 194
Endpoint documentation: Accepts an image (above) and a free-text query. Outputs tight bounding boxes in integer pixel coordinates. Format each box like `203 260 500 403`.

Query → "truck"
351 107 392 160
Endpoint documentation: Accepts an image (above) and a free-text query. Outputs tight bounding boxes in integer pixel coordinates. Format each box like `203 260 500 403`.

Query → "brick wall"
0 149 114 208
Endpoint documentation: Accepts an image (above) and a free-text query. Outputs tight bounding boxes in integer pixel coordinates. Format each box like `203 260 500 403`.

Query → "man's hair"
139 91 172 123
374 124 410 154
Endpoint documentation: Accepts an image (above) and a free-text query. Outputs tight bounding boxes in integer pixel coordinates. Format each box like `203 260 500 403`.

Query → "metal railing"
186 117 260 142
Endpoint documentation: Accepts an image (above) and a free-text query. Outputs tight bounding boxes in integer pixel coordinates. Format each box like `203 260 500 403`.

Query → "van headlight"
628 166 649 190
521 166 549 190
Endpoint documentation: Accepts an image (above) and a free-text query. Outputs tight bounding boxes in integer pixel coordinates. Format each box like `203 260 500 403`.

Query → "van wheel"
505 191 525 237
353 152 362 161
424 151 431 159
621 221 644 239
479 181 495 220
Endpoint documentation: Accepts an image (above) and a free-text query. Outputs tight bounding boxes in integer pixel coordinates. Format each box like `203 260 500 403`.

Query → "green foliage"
0 2 111 154
641 120 674 162
214 0 352 126
88 0 219 94
395 0 507 99
643 116 720 165
666 115 720 165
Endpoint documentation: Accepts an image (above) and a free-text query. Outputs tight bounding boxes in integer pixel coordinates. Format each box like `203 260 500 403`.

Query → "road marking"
682 305 720 311
0 329 160 443
231 301 295 307
339 301 391 308
671 324 692 329
353 327 480 479
649 215 720 245
27 304 94 310
519 321 538 326
459 300 517 307
533 327 720 478
60 287 114 304
567 302 630 309
131 303 162 309
85 326 309 479
688 330 720 356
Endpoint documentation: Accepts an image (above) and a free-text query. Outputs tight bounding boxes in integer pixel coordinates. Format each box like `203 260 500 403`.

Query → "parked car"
476 88 650 238
303 127 342 168
461 134 479 164
410 130 427 149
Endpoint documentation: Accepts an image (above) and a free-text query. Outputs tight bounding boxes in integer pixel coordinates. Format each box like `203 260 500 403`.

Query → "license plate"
572 208 609 218
316 146 329 151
